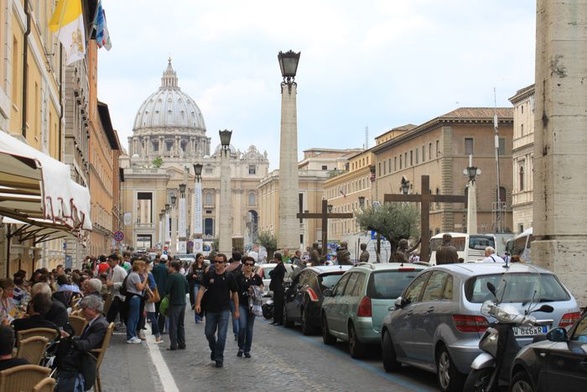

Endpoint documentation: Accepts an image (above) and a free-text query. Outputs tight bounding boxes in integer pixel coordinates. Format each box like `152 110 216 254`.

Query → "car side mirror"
394 297 404 309
546 327 568 342
323 288 333 297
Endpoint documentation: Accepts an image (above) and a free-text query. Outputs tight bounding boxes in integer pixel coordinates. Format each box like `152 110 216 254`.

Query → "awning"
0 132 92 236
1 216 77 244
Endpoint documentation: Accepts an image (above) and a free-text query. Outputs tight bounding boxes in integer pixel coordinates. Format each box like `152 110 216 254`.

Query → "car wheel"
283 305 294 328
348 323 367 359
321 314 336 345
300 308 313 335
463 368 492 392
436 344 465 392
382 331 401 372
511 371 535 392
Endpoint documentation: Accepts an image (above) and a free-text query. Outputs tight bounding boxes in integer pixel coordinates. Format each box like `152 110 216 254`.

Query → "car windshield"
318 272 345 291
465 272 571 303
367 269 423 299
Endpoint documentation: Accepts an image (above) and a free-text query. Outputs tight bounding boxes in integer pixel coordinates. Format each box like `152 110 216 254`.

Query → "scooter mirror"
486 281 497 296
537 304 554 313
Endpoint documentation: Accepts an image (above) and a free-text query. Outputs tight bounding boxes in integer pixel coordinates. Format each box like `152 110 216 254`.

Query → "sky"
97 0 536 170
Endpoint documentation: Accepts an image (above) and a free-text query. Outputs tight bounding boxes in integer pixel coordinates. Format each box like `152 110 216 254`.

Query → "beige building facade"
120 61 269 253
258 148 361 252
509 85 535 234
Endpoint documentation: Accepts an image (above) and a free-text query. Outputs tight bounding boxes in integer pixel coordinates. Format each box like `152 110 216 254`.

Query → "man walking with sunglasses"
195 253 239 368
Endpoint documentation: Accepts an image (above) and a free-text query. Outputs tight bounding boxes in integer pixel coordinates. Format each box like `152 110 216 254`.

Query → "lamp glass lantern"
358 196 365 208
170 194 177 206
219 129 232 149
179 183 186 194
165 204 170 212
278 50 301 81
327 204 333 214
193 163 203 179
467 166 478 182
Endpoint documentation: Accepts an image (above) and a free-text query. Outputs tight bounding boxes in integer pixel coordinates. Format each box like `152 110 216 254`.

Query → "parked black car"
510 309 587 392
283 265 351 335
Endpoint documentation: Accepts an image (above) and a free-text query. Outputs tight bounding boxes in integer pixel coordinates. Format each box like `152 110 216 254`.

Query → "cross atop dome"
160 57 179 90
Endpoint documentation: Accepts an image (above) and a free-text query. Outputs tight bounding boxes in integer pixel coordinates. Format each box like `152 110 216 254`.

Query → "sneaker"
215 361 223 368
126 337 142 344
155 338 163 344
244 352 251 358
237 350 243 358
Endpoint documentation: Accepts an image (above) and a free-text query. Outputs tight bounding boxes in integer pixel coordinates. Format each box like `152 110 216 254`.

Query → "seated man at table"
55 295 108 392
11 293 61 339
31 282 73 336
0 325 29 371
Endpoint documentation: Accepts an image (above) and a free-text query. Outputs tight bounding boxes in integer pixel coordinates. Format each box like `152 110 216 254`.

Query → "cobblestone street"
100 307 437 392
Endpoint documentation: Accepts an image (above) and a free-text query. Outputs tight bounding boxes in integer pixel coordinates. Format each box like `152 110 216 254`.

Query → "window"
422 146 426 161
322 165 327 170
399 156 403 170
429 143 432 160
421 272 453 301
205 192 214 206
436 141 440 157
249 165 256 175
410 151 413 166
498 137 506 155
465 138 474 155
498 186 506 204
403 272 431 305
248 192 256 206
204 218 214 236
519 165 525 191
520 124 524 137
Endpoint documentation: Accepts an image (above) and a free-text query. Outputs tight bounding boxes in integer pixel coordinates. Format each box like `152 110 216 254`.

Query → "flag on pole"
93 0 112 50
49 0 86 65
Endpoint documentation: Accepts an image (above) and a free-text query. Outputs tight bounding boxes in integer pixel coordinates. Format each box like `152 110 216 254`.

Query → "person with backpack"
235 256 263 358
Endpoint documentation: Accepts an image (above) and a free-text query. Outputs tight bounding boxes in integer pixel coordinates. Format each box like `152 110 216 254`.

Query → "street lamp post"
170 194 177 253
178 183 187 253
277 50 301 251
158 211 165 249
165 203 171 246
463 155 481 234
401 177 411 195
219 130 232 254
193 163 203 253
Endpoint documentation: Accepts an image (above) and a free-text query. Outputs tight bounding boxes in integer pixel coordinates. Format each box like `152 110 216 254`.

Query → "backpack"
119 274 129 296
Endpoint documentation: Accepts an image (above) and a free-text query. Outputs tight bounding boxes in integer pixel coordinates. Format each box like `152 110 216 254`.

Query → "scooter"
463 282 553 392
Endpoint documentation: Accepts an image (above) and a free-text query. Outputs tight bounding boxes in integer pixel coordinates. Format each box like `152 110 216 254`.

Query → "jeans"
193 284 202 323
229 300 239 336
147 311 161 338
204 310 230 363
168 304 186 349
126 295 140 340
238 304 256 353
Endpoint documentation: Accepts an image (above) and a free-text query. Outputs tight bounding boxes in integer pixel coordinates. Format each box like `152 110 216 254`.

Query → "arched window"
519 165 525 191
248 192 256 206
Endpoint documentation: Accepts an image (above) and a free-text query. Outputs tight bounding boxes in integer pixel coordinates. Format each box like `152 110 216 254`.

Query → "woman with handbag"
145 262 163 344
188 253 207 324
235 256 263 358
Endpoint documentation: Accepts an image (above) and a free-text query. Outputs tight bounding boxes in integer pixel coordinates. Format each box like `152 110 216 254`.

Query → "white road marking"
145 334 179 392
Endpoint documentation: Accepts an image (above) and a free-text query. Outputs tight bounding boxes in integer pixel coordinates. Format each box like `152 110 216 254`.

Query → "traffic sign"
113 231 124 242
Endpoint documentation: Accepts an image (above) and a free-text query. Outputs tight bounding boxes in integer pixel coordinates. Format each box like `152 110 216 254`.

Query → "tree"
257 231 277 260
152 156 163 168
355 202 420 262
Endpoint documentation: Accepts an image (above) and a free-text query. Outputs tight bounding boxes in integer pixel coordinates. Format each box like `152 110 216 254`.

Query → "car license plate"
513 325 548 336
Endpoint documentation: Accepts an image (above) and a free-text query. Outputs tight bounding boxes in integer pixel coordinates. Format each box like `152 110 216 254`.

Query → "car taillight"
559 312 581 328
357 296 372 317
452 315 488 333
306 288 319 302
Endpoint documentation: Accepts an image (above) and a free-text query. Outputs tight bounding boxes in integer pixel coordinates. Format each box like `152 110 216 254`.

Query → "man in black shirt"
0 325 28 370
195 253 239 368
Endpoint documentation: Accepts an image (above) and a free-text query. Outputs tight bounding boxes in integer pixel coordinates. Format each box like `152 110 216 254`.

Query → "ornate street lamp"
219 130 233 254
401 177 411 195
358 196 365 209
277 50 301 251
193 163 203 181
463 155 481 234
192 163 204 249
178 184 187 253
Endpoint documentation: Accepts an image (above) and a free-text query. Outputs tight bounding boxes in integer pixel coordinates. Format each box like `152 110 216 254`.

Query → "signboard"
113 231 124 242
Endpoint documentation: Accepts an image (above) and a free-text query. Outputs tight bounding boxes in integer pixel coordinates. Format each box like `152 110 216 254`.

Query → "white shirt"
482 254 506 263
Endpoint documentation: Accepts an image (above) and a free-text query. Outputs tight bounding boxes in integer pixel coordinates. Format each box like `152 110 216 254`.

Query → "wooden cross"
297 199 354 256
384 175 466 262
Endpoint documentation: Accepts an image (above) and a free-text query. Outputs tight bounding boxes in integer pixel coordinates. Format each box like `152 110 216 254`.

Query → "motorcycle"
463 282 553 392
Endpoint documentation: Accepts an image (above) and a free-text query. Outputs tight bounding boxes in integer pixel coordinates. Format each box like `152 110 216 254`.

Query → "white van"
429 232 496 264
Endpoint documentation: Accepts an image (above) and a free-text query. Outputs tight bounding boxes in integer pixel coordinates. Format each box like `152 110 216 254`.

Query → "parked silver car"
380 263 580 392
